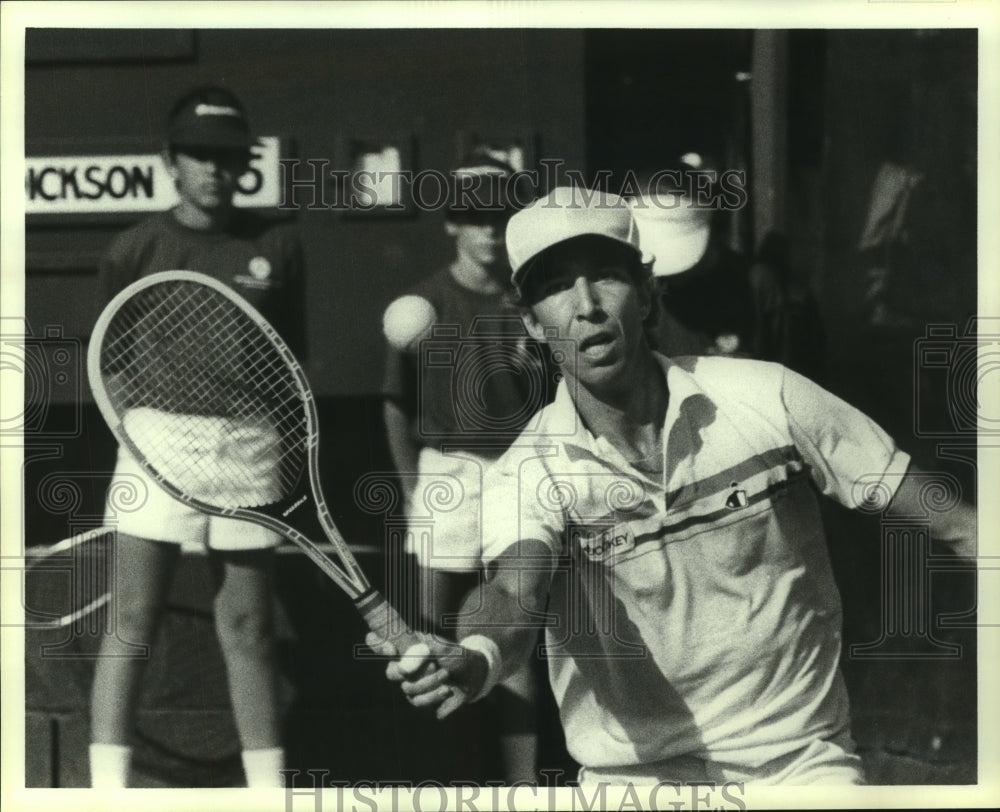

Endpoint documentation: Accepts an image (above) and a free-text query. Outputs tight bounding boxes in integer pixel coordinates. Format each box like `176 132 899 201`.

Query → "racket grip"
355 590 423 654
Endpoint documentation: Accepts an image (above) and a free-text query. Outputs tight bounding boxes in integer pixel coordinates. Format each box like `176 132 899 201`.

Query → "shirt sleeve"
781 365 911 509
96 231 137 313
381 342 418 413
480 447 565 567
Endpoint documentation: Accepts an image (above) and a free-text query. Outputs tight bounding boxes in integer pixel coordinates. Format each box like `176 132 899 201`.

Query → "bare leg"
90 533 181 744
209 548 280 751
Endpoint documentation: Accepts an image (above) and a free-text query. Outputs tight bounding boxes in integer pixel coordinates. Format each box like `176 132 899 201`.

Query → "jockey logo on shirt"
572 523 636 563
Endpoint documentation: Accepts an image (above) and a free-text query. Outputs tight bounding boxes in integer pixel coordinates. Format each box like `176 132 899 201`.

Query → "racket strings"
99 280 310 509
105 293 263 404
106 304 301 428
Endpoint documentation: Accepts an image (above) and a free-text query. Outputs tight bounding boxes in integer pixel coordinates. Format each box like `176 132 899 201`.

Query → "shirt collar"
551 351 692 458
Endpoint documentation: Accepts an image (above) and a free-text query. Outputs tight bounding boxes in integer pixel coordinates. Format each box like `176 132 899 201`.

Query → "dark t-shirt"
98 208 306 358
97 208 306 417
382 267 554 451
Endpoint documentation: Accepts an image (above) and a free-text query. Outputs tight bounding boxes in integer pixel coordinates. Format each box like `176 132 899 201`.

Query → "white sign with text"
25 137 282 214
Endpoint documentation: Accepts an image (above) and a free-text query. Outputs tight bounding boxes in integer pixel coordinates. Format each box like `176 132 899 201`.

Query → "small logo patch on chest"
725 481 748 509
234 257 277 290
248 256 272 279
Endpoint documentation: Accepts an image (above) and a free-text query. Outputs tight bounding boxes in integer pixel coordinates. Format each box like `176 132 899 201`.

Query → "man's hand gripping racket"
365 633 489 719
87 270 462 693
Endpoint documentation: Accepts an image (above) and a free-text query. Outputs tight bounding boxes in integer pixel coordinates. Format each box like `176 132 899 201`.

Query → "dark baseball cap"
447 148 530 222
166 87 256 149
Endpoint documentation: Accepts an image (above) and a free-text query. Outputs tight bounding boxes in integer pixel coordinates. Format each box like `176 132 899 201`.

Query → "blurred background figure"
630 155 759 358
630 154 825 383
380 147 551 783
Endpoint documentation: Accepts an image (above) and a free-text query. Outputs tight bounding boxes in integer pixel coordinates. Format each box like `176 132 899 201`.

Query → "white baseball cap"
629 193 712 277
629 195 712 276
506 186 641 289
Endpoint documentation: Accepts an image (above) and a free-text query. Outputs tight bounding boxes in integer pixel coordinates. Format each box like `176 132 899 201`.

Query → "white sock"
241 747 285 788
89 743 131 788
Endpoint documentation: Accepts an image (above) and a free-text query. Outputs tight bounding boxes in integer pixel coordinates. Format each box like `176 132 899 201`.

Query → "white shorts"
578 728 865 787
404 446 503 571
104 409 284 551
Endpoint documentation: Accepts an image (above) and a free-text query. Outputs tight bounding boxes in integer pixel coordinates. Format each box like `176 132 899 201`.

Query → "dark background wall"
18 27 979 787
24 28 586 397
820 30 978 456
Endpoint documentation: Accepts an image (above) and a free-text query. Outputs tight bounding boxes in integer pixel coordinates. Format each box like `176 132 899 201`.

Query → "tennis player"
89 86 305 789
371 187 977 786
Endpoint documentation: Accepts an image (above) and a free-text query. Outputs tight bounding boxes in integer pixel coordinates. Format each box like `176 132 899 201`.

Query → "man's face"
165 145 251 211
446 211 511 275
521 238 651 392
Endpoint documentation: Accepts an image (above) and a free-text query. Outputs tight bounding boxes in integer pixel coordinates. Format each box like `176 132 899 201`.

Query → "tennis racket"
86 270 419 656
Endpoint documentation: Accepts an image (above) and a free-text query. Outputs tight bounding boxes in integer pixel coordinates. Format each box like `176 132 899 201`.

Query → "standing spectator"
89 85 305 789
380 149 551 782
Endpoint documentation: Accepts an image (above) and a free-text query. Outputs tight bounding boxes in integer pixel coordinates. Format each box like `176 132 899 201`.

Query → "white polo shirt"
480 354 911 771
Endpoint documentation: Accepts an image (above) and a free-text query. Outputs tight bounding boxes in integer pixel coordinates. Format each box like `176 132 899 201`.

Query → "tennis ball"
382 295 436 351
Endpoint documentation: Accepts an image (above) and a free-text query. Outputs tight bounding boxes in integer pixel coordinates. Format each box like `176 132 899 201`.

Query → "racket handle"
355 590 423 654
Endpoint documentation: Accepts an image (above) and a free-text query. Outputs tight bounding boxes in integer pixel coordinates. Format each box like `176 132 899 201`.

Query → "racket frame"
23 526 116 630
87 270 373 602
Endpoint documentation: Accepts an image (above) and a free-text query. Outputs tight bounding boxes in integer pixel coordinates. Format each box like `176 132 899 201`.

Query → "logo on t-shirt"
572 523 636 563
248 256 272 279
235 257 276 290
195 103 242 119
